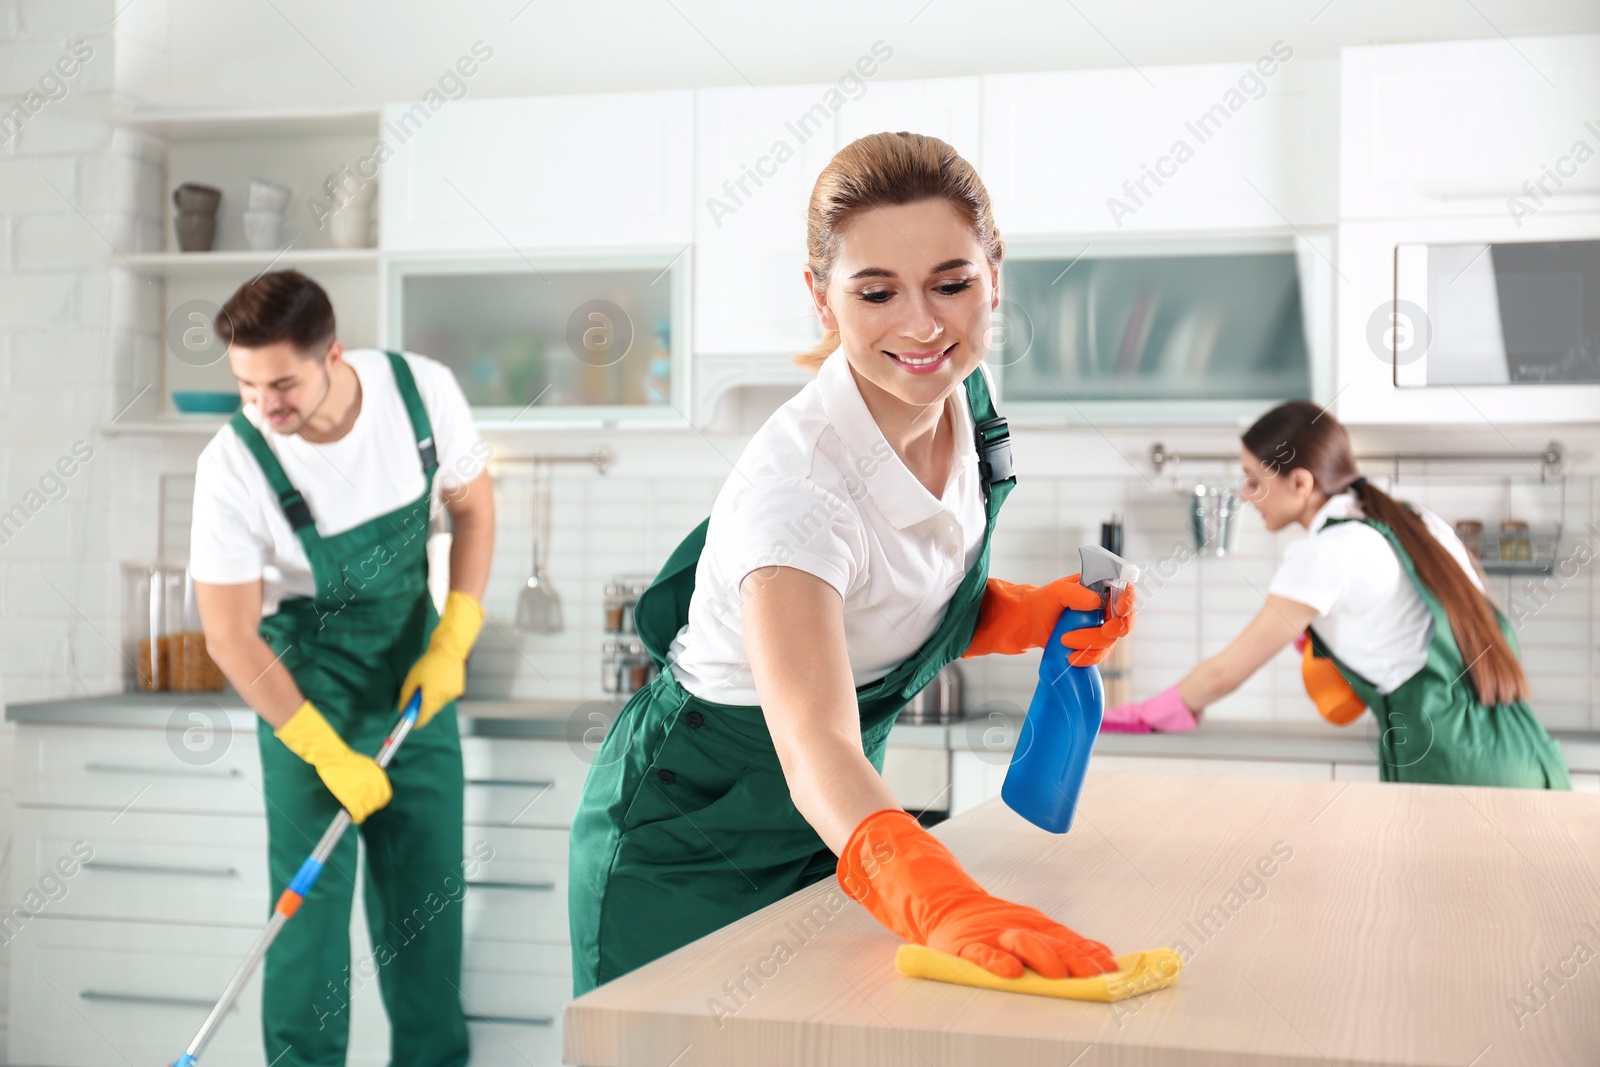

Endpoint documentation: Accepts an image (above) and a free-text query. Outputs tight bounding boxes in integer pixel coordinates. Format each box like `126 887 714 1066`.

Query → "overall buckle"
975 416 1014 495
279 489 315 531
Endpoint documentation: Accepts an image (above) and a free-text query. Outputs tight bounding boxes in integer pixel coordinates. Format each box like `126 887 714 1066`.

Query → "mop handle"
172 690 422 1067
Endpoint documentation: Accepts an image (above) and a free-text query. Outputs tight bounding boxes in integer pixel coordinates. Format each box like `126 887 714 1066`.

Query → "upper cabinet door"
380 91 693 251
834 76 982 166
1341 34 1600 221
693 84 840 357
982 56 1338 236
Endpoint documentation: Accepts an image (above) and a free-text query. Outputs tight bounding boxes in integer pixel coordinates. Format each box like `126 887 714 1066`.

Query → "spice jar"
1454 519 1483 559
600 638 655 695
1498 520 1531 562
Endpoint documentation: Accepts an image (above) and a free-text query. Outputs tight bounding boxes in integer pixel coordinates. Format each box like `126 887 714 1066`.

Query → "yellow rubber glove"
274 700 392 823
399 590 485 728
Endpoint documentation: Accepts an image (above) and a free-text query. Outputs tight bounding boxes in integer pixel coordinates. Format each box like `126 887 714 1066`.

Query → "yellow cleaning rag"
896 945 1183 1003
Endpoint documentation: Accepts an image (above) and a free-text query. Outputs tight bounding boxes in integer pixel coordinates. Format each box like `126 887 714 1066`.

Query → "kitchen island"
564 771 1600 1067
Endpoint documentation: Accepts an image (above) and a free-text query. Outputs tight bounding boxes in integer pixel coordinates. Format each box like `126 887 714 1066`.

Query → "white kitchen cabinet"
834 76 982 168
461 736 591 828
691 76 988 422
14 719 264 813
1333 212 1600 425
380 91 694 252
692 83 837 364
1334 762 1382 782
1340 34 1600 222
880 744 952 812
8 720 572 1067
7 913 388 1067
981 57 1338 237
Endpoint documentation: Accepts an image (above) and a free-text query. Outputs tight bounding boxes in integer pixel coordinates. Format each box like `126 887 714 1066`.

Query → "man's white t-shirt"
1268 491 1485 693
189 349 487 616
666 349 991 705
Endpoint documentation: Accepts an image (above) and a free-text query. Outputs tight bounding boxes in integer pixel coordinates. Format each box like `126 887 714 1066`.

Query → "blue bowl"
172 390 242 415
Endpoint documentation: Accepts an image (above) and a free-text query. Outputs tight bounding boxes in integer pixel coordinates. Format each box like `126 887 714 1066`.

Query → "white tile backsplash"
454 428 1600 732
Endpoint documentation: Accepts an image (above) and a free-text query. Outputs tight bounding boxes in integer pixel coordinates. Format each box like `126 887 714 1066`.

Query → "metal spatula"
515 463 564 633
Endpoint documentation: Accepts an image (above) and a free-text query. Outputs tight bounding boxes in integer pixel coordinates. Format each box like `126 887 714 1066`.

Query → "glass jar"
1498 520 1531 562
171 569 226 692
123 561 183 691
603 573 657 634
600 638 655 695
1453 519 1484 559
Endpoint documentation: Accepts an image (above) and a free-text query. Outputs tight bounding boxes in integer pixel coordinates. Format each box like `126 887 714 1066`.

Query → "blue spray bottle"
1001 545 1139 834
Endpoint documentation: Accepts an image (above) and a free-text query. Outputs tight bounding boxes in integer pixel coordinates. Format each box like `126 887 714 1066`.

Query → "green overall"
230 351 470 1066
1308 516 1570 789
568 368 1017 996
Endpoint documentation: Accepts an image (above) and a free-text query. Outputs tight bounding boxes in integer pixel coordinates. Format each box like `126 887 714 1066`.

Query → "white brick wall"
0 0 125 1050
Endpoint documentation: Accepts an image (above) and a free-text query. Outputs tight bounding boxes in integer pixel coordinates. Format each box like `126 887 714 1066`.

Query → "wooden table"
564 771 1600 1066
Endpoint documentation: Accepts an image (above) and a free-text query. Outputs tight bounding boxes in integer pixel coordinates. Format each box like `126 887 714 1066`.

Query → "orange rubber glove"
1301 636 1366 726
962 576 1135 667
838 809 1117 979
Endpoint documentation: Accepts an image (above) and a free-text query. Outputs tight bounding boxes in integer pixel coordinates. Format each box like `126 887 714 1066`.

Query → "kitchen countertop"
563 771 1600 1067
7 692 1600 772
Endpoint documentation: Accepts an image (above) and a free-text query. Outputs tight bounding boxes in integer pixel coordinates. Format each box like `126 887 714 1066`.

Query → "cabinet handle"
81 990 235 1010
466 1012 554 1027
467 778 555 789
84 762 242 780
82 860 239 879
467 879 556 892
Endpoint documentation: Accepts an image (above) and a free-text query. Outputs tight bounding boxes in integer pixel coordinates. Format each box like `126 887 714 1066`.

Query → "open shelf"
110 106 381 141
114 248 379 276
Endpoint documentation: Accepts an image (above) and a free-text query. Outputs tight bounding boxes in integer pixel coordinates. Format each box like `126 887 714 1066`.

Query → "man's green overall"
230 351 470 1065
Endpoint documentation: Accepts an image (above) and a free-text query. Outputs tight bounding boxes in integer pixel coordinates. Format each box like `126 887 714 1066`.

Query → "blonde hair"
794 131 1005 373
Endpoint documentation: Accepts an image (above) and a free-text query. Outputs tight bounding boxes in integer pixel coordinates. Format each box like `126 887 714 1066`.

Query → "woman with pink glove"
1100 402 1568 790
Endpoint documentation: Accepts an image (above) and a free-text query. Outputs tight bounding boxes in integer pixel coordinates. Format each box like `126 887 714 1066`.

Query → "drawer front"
462 737 590 828
9 919 389 1067
468 1018 563 1067
462 941 571 1024
16 720 263 814
15 808 267 925
464 826 569 944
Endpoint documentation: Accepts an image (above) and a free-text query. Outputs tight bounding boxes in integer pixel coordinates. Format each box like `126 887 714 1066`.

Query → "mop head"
895 945 1183 1002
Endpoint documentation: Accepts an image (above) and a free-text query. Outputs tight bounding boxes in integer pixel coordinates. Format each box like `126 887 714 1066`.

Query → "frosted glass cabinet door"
380 91 693 251
996 242 1313 405
388 252 689 420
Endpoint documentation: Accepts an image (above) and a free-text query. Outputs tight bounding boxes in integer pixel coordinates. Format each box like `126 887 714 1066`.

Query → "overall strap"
229 412 317 534
384 351 439 476
964 365 1015 504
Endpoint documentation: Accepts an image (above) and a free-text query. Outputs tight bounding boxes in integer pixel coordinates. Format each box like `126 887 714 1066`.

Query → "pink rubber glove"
1101 684 1198 734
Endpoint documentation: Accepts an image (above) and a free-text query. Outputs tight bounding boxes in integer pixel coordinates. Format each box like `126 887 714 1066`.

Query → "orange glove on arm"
962 576 1135 667
837 809 1116 979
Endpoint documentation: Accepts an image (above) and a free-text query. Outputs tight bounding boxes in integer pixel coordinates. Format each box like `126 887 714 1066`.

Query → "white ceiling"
113 0 1600 110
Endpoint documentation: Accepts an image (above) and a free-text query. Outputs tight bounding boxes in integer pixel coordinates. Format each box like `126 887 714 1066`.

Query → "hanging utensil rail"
490 447 611 474
1150 441 1564 483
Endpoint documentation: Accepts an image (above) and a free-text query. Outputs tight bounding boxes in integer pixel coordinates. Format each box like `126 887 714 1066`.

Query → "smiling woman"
568 132 1137 998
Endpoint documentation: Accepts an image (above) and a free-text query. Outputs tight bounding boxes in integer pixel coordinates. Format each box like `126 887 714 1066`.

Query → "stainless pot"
903 663 964 724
